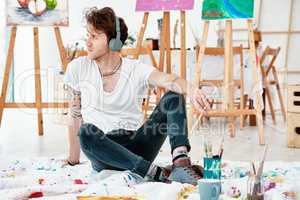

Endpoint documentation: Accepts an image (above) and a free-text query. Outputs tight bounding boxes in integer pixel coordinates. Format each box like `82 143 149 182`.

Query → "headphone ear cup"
109 38 123 51
109 16 123 51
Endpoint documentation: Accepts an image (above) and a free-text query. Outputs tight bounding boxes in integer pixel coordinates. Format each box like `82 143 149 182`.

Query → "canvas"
135 0 194 11
6 0 69 26
202 0 254 20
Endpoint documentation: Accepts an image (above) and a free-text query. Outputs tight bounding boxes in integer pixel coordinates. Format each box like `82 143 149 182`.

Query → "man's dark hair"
85 7 128 44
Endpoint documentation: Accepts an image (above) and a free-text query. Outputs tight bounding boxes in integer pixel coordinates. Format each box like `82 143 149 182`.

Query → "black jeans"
78 91 191 177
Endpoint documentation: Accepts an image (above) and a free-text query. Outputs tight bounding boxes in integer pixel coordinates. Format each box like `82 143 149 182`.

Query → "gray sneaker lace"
183 166 201 179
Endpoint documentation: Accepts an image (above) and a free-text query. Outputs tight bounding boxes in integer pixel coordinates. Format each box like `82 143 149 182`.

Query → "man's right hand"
61 158 80 167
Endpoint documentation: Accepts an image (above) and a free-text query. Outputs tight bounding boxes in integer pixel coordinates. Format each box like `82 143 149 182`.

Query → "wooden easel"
194 45 246 129
189 20 265 145
260 46 286 123
132 11 187 116
0 26 68 135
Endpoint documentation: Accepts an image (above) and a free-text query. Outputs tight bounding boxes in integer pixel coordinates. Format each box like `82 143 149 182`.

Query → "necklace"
98 57 122 78
97 57 122 90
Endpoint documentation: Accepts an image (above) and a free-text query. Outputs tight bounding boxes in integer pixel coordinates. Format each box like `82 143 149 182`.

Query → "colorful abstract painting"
136 0 194 11
6 0 69 26
202 0 254 20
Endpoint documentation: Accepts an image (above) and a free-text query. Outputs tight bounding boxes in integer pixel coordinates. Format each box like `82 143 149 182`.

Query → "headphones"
108 16 123 51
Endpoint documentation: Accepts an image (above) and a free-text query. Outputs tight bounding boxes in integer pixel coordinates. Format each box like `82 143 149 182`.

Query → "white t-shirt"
63 56 156 133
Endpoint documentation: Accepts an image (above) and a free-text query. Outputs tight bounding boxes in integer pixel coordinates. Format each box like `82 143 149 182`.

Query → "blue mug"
198 179 222 200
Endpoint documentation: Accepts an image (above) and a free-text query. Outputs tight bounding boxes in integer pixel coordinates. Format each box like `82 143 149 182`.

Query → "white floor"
0 109 299 163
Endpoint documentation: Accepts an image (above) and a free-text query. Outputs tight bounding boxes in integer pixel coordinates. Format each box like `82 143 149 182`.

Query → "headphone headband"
115 16 121 45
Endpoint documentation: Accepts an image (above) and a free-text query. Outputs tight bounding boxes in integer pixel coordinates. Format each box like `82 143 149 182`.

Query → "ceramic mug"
198 179 222 200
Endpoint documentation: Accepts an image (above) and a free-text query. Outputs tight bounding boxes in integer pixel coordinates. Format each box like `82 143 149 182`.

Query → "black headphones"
108 16 123 51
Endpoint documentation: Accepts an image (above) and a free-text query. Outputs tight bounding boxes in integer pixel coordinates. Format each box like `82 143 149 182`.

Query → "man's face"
86 24 109 60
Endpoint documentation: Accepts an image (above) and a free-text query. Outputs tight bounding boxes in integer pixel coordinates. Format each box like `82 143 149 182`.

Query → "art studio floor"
0 109 299 162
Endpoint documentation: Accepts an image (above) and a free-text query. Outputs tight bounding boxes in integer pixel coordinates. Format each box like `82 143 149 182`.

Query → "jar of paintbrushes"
247 146 268 200
203 139 223 179
247 174 264 200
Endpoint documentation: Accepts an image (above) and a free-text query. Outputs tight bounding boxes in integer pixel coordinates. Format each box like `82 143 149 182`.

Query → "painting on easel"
136 0 194 11
202 0 254 20
6 0 69 26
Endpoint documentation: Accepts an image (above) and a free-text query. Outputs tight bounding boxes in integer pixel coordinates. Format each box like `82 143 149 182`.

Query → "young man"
63 7 211 185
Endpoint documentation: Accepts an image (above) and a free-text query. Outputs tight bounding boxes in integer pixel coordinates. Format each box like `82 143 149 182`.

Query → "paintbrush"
205 99 214 125
218 136 224 159
257 145 268 177
207 141 213 158
204 141 208 157
251 161 256 176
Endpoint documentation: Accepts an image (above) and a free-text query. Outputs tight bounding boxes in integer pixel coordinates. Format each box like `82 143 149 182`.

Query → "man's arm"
148 70 211 114
65 85 82 164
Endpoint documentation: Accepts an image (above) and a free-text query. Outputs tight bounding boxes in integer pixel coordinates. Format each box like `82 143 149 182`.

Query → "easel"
132 11 188 116
0 26 68 135
260 46 286 123
189 20 265 145
194 45 246 129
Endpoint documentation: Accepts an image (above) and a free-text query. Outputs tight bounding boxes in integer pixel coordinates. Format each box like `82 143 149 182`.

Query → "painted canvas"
202 0 254 20
136 0 194 11
6 0 69 26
